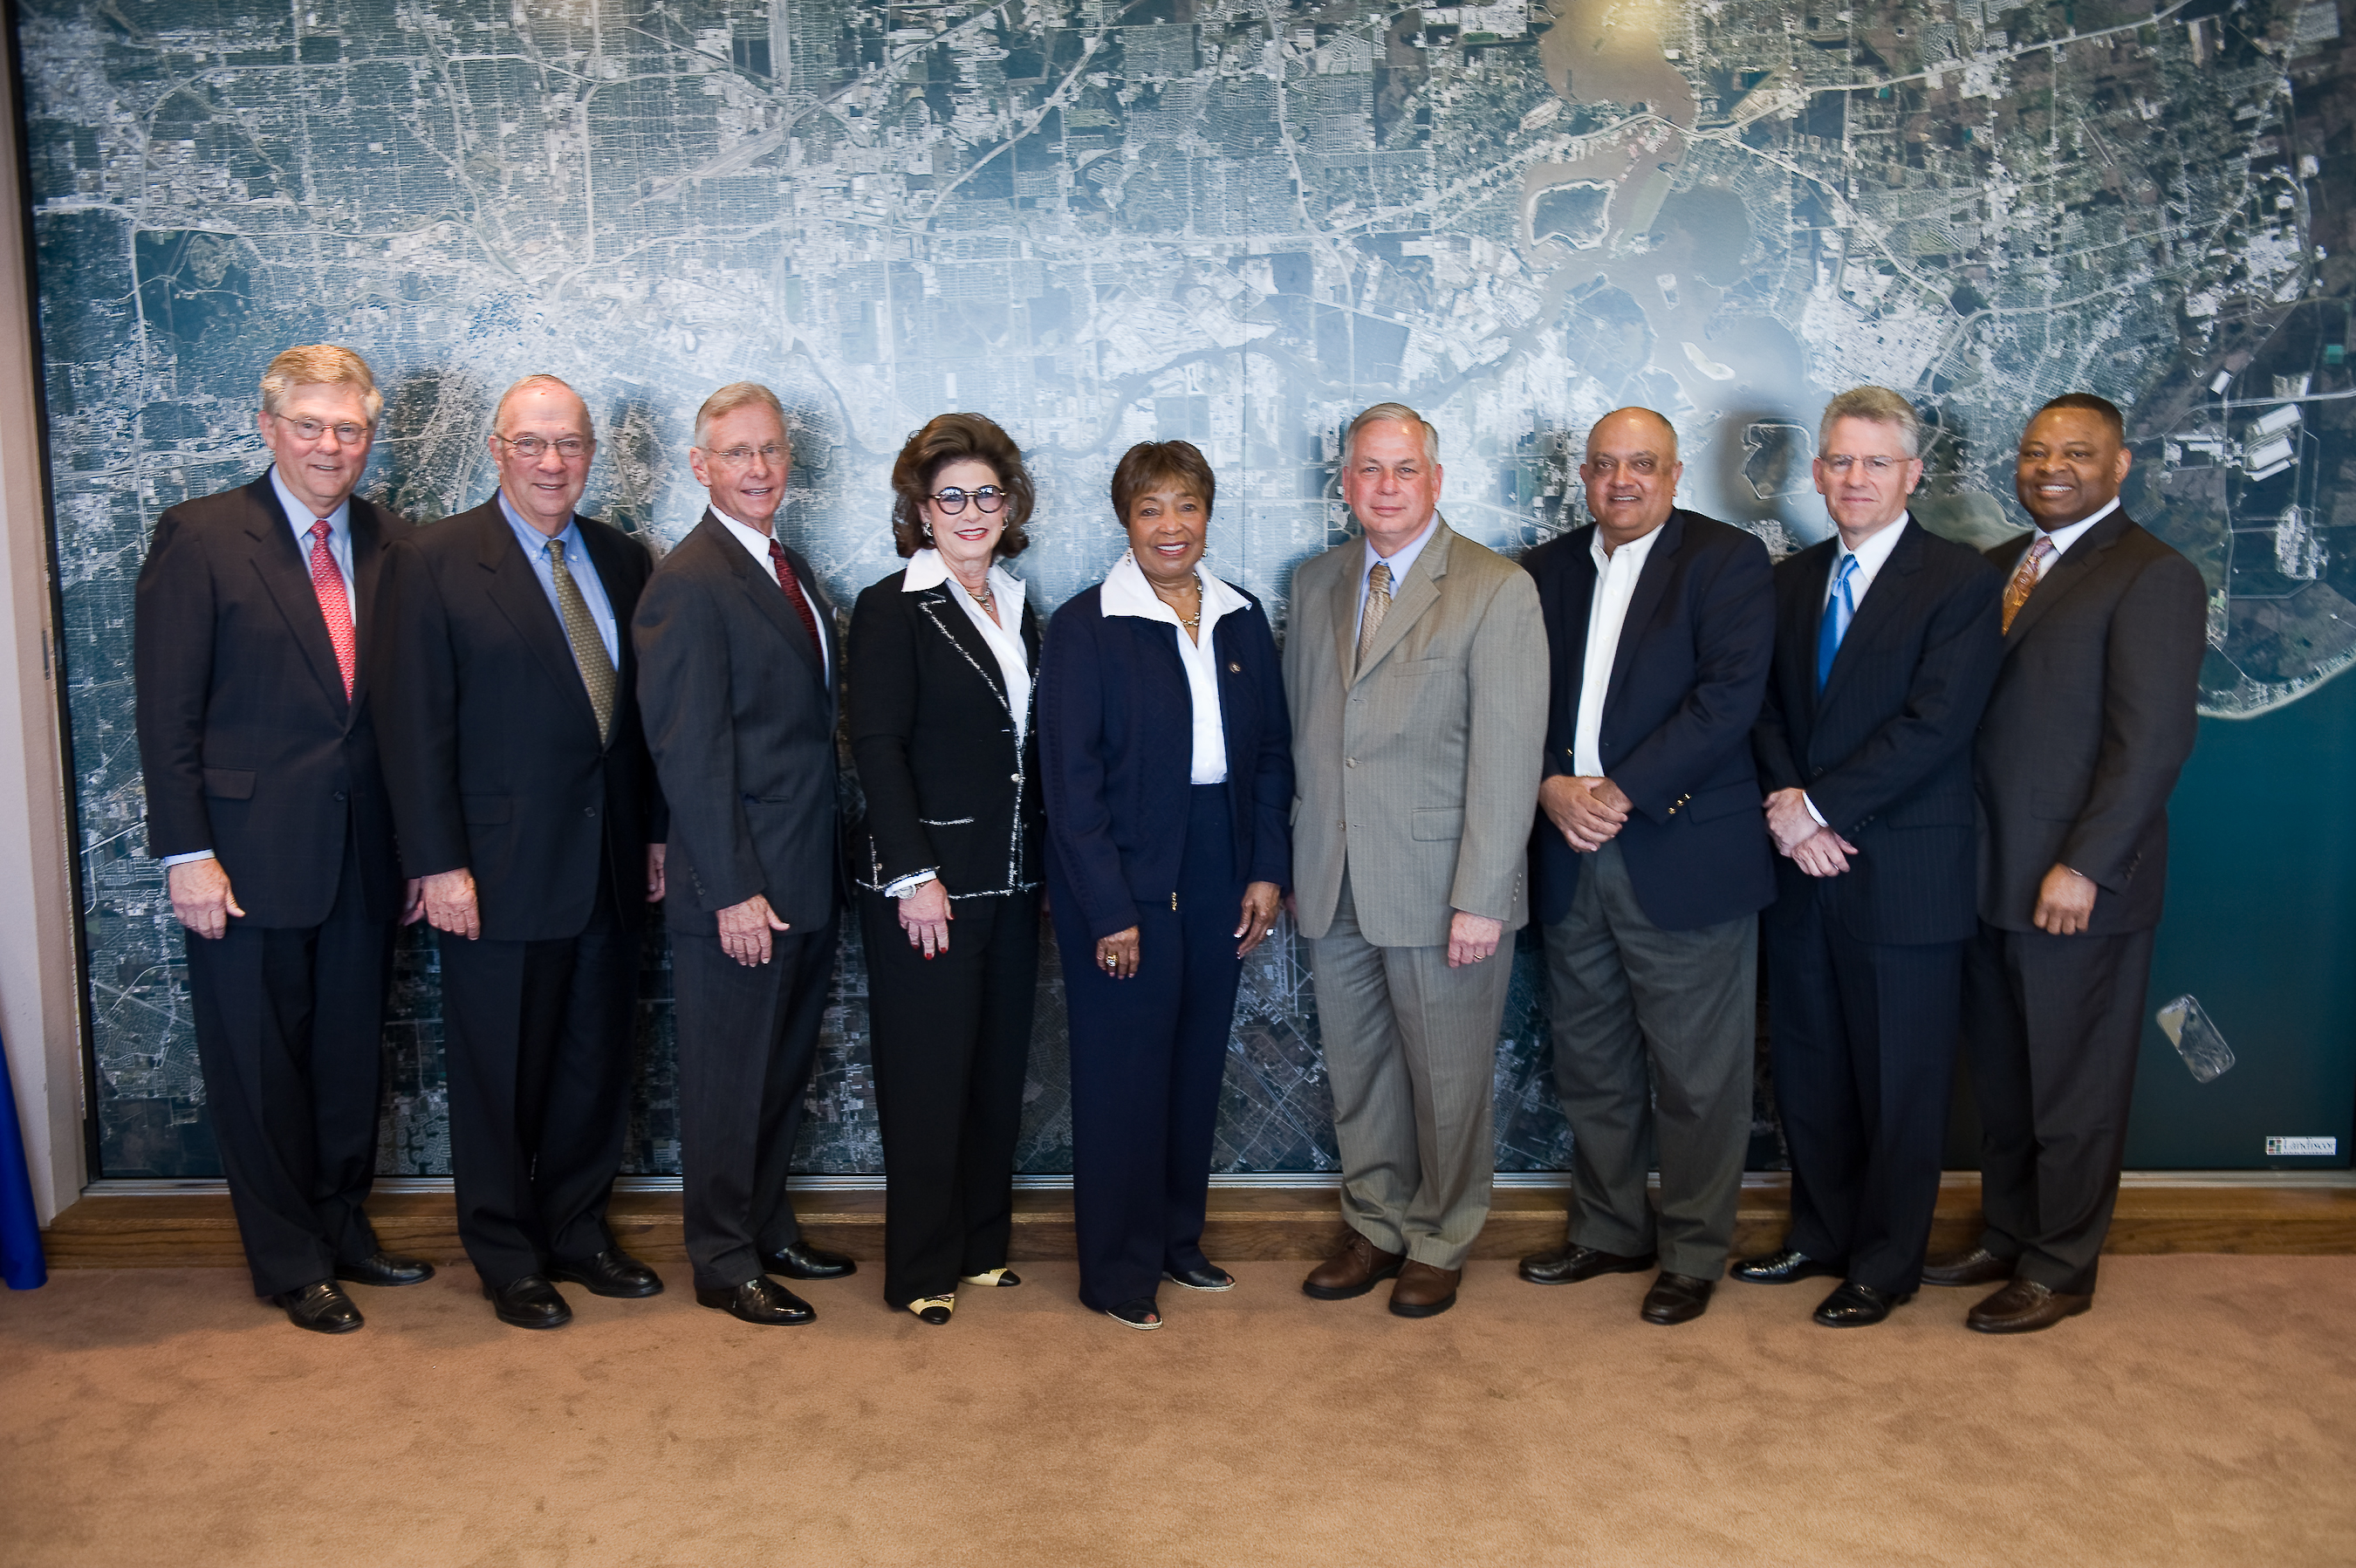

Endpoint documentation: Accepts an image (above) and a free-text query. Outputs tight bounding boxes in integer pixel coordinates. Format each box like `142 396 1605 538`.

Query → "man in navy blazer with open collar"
134 345 429 1333
633 381 856 1326
1736 387 2004 1327
1519 407 1775 1326
376 374 668 1329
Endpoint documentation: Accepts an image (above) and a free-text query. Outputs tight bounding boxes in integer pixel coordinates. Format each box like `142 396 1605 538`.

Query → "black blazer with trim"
134 472 409 928
1974 510 2207 935
1039 582 1293 943
1753 517 2005 946
1525 508 1777 932
373 498 665 942
846 565 1044 900
633 510 844 936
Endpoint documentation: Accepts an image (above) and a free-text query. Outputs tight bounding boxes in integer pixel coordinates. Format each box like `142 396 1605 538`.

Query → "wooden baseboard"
38 1174 2356 1270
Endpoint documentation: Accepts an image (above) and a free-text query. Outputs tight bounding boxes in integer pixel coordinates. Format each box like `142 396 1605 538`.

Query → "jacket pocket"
1411 807 1464 841
201 767 256 800
1684 780 1757 824
462 794 513 825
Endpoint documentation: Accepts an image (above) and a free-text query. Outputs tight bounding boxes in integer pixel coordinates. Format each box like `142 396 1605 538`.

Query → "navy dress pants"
1054 785 1243 1313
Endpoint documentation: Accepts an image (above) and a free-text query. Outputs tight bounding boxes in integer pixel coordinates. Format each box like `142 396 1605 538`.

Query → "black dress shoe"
1163 1262 1235 1291
1731 1247 1845 1285
484 1274 573 1330
548 1250 664 1298
1639 1272 1715 1325
1813 1279 1910 1327
696 1276 816 1325
761 1240 857 1280
333 1250 435 1289
273 1280 364 1334
1921 1245 2016 1289
1518 1244 1657 1285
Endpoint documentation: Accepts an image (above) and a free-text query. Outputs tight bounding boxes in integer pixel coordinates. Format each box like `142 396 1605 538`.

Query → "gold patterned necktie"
2000 535 2054 634
1357 559 1393 673
547 538 617 743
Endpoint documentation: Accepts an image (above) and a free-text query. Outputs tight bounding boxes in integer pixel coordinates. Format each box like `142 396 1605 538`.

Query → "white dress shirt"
902 547 1031 743
1355 516 1439 640
1572 523 1665 778
711 506 831 682
2019 496 2119 579
1799 515 1914 826
1099 550 1250 784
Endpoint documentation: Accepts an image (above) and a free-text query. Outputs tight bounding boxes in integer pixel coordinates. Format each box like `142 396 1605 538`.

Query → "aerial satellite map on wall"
21 0 2351 1177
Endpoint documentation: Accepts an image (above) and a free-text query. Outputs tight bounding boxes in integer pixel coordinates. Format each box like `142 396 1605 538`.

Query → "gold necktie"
548 538 617 743
2000 536 2054 634
1357 560 1393 673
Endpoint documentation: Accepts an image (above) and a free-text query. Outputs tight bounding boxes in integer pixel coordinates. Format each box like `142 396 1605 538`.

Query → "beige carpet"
3 1256 2351 1567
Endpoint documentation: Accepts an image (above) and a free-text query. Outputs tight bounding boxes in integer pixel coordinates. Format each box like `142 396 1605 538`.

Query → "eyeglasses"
497 434 592 461
929 486 1007 516
272 415 371 444
1819 455 1907 475
706 442 787 468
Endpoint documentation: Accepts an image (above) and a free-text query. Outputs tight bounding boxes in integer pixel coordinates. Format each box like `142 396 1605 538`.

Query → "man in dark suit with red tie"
1735 387 2004 1326
134 345 430 1333
633 381 856 1326
1922 393 2207 1332
375 375 669 1330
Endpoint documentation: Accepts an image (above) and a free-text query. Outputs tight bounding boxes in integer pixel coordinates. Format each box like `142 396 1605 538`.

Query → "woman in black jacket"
1038 440 1293 1330
847 412 1044 1325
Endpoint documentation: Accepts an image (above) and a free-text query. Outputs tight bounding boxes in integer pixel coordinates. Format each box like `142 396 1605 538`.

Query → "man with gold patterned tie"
135 345 431 1334
377 374 669 1330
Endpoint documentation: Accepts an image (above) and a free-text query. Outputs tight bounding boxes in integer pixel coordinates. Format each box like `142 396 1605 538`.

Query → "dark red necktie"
308 520 356 700
767 538 823 658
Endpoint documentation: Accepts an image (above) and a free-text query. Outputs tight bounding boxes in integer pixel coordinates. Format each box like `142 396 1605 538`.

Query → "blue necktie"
1816 552 1859 690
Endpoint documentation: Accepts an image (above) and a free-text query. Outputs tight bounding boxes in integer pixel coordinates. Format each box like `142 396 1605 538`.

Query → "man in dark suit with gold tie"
134 345 431 1333
634 382 856 1326
1923 393 2207 1332
376 374 668 1330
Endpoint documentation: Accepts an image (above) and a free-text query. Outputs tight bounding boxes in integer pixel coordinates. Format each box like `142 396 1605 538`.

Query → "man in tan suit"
1286 402 1547 1318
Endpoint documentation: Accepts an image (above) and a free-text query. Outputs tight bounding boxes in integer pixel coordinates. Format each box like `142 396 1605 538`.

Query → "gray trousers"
1546 839 1757 1281
1311 870 1513 1270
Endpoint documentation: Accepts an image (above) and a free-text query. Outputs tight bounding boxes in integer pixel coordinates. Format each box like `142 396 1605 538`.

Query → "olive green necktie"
1357 559 1393 674
547 538 616 743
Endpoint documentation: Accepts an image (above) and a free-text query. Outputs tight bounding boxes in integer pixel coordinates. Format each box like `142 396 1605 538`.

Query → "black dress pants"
437 864 639 1288
1962 920 2156 1297
1054 786 1243 1313
182 825 392 1298
860 886 1038 1310
1768 886 1962 1297
673 914 838 1291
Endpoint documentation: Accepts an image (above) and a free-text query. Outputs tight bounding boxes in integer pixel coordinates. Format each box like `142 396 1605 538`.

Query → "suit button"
1346 758 1357 768
332 790 347 802
584 806 597 818
1010 772 1021 781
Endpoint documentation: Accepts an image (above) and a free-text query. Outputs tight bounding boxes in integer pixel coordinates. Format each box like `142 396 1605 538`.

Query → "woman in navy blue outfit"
1039 440 1293 1330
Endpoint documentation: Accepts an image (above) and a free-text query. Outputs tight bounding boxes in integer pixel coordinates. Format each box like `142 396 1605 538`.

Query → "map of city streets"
23 0 2353 1178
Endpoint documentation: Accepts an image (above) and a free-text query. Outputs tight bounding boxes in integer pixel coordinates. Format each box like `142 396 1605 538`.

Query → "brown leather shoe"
1921 1245 2015 1288
1965 1277 2091 1334
1301 1231 1406 1301
1388 1261 1461 1318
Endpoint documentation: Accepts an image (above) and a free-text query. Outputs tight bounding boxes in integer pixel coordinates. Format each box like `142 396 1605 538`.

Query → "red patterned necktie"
307 519 356 699
766 538 824 659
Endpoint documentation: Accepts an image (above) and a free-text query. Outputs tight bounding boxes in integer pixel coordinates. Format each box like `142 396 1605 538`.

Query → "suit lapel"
577 515 643 702
707 511 828 691
915 585 1010 715
242 474 352 714
1601 510 1685 721
2003 510 2130 648
477 502 603 741
1349 519 1450 684
1815 518 1921 715
1329 542 1362 683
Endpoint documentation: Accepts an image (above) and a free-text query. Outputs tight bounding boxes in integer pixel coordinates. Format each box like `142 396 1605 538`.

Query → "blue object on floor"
1 1036 48 1290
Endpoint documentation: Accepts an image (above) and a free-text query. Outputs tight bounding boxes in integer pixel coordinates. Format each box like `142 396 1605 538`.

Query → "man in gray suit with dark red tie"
634 382 857 1326
134 345 430 1333
1734 387 2004 1327
1923 393 2206 1333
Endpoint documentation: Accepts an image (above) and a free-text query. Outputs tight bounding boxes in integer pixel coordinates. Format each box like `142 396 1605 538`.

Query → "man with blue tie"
1736 387 2005 1325
135 345 430 1332
377 375 670 1329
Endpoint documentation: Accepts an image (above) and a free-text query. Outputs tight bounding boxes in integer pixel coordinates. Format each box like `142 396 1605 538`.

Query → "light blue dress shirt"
497 490 620 668
270 466 357 634
1354 514 1440 639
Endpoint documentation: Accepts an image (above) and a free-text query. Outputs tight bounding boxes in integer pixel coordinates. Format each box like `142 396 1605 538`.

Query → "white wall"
0 57 90 1224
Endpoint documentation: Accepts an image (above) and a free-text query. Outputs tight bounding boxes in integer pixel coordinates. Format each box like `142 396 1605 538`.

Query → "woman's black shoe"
1104 1297 1162 1330
1162 1262 1235 1291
